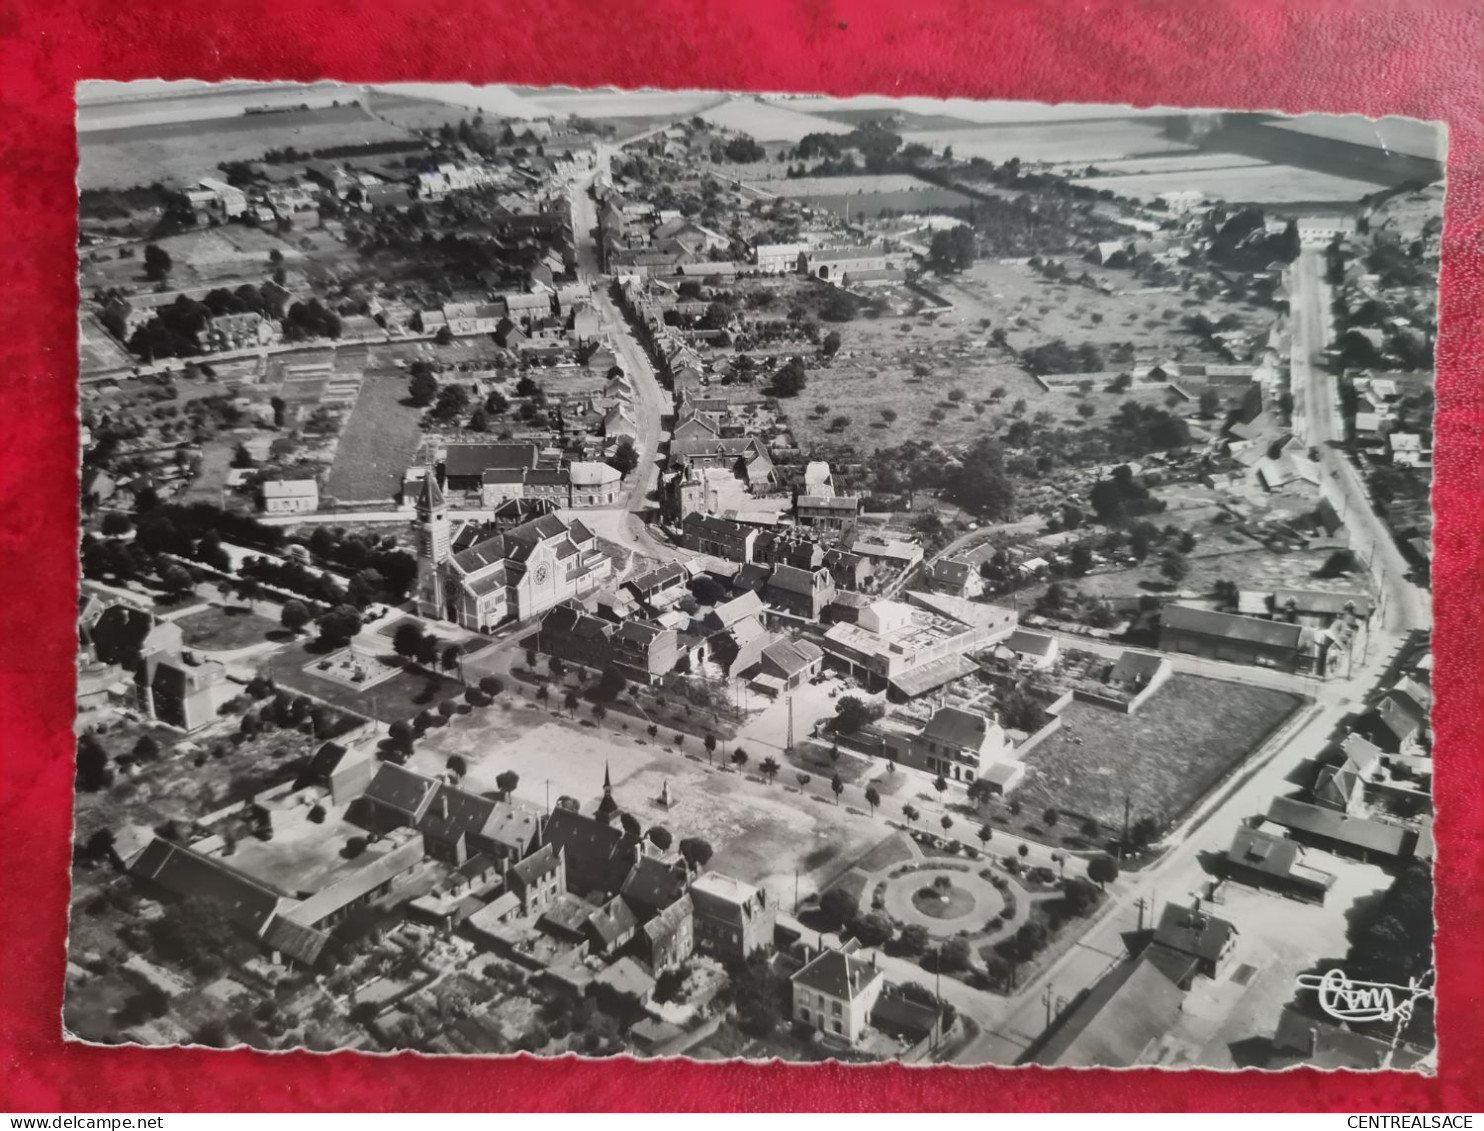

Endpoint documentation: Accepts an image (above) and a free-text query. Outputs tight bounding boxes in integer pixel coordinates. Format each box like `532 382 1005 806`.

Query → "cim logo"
1296 968 1432 1025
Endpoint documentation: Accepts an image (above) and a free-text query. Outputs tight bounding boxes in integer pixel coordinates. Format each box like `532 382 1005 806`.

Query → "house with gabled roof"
1221 826 1335 904
352 763 440 834
791 945 886 1046
636 894 694 972
765 563 836 621
541 806 645 902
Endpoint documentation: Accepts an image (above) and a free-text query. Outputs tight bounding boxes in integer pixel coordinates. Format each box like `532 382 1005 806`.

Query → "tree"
933 774 948 798
940 814 954 836
76 734 111 792
903 803 920 827
679 837 713 870
1321 549 1361 577
591 702 608 725
608 437 640 476
495 770 519 795
159 563 195 600
392 621 425 659
1198 389 1223 418
563 689 581 716
833 695 883 734
1062 877 1098 918
704 732 718 763
928 225 976 273
1043 807 1060 828
796 772 811 788
898 924 930 956
819 887 858 928
977 823 992 848
479 675 504 697
143 244 173 283
441 643 462 675
771 356 807 398
831 773 844 805
1160 552 1191 586
1069 544 1094 576
880 408 898 426
277 599 310 636
408 368 439 408
317 605 363 648
759 755 780 782
1013 919 1049 964
620 812 643 839
647 826 673 851
132 734 161 763
1087 854 1119 889
446 754 468 778
864 786 880 814
821 330 843 357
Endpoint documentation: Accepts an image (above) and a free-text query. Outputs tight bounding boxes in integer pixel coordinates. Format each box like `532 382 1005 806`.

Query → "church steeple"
596 761 619 823
415 471 450 566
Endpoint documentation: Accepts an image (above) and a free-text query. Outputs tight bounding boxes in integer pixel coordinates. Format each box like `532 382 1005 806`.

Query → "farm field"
1047 152 1272 177
524 88 726 119
773 94 1163 126
1016 674 1303 829
79 312 133 373
78 81 349 131
81 226 308 292
702 97 853 142
323 373 424 505
895 121 1194 166
1071 164 1383 206
78 104 415 191
775 257 1271 455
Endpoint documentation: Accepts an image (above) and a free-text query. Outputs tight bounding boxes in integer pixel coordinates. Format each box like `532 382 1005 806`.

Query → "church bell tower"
415 472 450 618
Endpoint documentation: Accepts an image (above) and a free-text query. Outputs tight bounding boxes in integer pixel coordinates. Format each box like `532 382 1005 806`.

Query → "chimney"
440 794 449 821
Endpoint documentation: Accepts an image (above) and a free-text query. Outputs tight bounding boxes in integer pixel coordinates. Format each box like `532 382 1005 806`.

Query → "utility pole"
1043 983 1057 1031
1135 895 1148 933
1122 793 1132 853
785 693 795 758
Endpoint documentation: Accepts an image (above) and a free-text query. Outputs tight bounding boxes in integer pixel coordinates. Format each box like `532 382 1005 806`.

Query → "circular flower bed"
910 881 977 920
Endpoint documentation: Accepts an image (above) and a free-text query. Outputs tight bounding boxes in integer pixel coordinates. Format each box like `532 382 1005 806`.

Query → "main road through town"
1290 245 1430 635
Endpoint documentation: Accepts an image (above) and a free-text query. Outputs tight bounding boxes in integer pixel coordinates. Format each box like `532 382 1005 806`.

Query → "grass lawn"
175 605 281 651
264 642 464 724
323 375 424 505
1015 674 1302 830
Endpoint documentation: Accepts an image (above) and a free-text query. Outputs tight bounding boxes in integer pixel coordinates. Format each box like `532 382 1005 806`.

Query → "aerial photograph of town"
69 80 1440 1068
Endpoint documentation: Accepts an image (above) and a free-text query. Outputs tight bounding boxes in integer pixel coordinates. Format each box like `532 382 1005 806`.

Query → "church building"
414 475 614 631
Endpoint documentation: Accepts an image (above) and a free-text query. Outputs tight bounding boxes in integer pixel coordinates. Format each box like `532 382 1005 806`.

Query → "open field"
770 257 1267 455
895 121 1193 165
701 97 853 142
323 374 424 505
78 81 350 131
773 95 1167 126
522 88 726 119
1046 153 1271 177
78 104 415 191
1071 165 1382 206
81 226 308 292
79 312 133 373
750 175 973 218
174 605 280 651
405 707 890 905
1016 674 1303 828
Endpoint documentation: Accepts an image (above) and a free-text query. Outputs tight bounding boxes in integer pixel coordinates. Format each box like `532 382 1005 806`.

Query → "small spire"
603 761 613 792
417 471 445 512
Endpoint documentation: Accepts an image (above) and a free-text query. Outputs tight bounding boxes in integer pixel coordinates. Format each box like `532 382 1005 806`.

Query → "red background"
2 0 1480 1111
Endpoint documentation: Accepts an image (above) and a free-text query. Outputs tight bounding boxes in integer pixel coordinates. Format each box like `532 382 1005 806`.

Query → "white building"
260 479 319 515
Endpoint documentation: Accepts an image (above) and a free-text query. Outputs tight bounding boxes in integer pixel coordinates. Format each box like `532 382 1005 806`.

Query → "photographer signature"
1296 968 1432 1024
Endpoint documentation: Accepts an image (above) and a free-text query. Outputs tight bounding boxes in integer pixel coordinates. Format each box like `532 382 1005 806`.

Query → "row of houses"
1157 586 1377 678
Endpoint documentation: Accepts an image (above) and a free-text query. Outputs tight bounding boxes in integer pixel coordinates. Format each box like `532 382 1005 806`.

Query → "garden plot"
1016 674 1302 829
